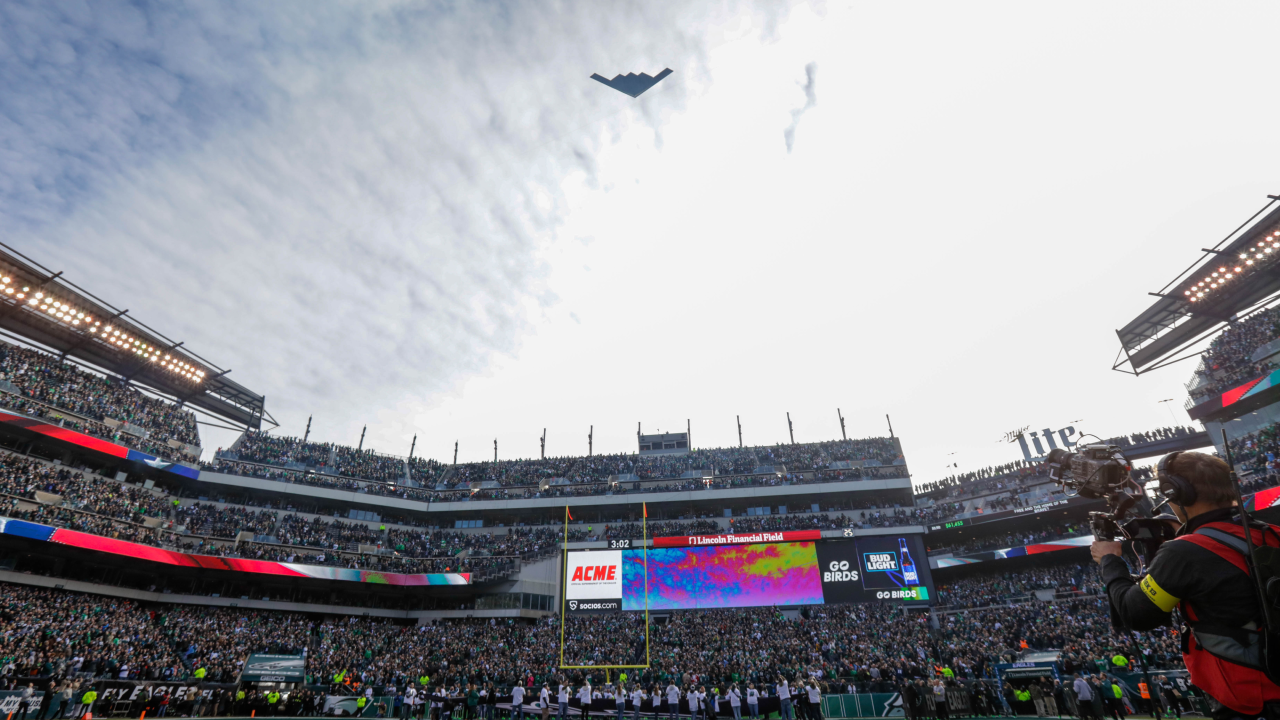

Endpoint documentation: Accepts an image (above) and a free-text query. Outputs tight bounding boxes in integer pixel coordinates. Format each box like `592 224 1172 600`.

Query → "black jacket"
1101 508 1263 632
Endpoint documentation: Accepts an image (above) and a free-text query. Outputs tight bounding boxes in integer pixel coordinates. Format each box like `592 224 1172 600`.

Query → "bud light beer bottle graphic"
899 538 919 585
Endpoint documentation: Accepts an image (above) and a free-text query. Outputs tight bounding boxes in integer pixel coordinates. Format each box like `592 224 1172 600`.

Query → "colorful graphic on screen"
620 541 822 610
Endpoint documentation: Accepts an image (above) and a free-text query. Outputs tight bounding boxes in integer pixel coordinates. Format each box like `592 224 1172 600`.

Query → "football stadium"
6 4 1280 720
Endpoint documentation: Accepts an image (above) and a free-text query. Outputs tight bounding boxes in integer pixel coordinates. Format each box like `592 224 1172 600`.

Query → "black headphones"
1157 451 1198 507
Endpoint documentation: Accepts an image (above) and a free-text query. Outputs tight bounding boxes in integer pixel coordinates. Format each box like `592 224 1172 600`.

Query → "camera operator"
1090 451 1280 720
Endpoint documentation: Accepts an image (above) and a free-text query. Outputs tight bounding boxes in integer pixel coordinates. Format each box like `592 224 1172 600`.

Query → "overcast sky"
5 1 1279 482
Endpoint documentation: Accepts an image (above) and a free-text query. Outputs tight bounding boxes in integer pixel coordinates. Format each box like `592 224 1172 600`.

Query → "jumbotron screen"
562 534 933 613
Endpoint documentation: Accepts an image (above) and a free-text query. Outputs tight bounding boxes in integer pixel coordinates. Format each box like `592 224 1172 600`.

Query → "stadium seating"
915 461 1049 498
0 341 201 462
214 435 904 494
925 521 1088 556
444 438 902 488
0 552 1183 689
1190 305 1280 400
0 448 917 581
1099 425 1201 449
225 430 411 484
0 452 171 521
202 455 908 505
234 430 332 467
1226 422 1280 495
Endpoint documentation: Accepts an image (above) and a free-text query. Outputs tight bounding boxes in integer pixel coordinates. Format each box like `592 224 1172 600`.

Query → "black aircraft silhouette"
590 68 673 98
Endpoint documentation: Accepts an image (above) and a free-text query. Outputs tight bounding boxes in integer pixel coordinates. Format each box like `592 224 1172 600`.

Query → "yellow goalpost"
558 503 651 674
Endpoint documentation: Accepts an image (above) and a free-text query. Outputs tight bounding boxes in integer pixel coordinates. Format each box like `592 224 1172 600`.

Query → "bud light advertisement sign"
815 536 933 605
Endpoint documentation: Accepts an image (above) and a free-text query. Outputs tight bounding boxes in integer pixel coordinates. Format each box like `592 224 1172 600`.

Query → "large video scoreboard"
563 531 934 613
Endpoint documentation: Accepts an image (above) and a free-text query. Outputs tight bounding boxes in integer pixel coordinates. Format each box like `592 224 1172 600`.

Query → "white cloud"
784 61 816 152
6 0 1280 483
2 0 805 458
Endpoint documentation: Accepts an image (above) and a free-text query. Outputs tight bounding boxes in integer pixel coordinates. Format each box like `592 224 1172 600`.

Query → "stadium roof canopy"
1116 195 1280 375
0 244 270 430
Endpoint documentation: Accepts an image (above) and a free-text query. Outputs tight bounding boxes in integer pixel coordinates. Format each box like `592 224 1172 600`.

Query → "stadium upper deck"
0 245 266 429
1117 198 1280 375
0 339 204 462
0 311 915 560
214 429 904 486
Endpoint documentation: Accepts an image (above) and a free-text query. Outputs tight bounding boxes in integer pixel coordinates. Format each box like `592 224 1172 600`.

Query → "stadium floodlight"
0 245 265 427
82 318 204 382
1116 195 1280 375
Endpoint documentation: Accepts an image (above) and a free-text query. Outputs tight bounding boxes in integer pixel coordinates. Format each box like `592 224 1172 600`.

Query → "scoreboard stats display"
563 534 933 613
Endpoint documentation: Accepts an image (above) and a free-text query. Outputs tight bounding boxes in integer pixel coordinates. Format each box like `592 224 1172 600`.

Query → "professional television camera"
1045 444 1174 561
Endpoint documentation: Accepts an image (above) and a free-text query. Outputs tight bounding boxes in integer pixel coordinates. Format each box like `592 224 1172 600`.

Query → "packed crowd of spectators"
3 490 933 580
200 459 436 502
5 499 162 546
232 430 332 467
911 483 1063 526
813 465 910 482
936 561 1101 608
916 461 1050 499
204 458 906 505
0 543 1186 690
1220 424 1280 497
926 521 1088 556
1229 421 1280 476
0 452 170 523
175 502 278 539
236 543 512 576
1191 305 1280 401
302 571 1182 686
0 342 200 447
602 519 721 539
168 603 312 683
274 515 378 550
409 456 446 485
1101 425 1201 449
0 443 926 575
0 583 187 680
0 392 190 463
330 446 406 483
440 437 903 490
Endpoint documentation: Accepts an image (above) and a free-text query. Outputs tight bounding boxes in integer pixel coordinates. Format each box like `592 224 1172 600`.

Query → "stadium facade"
1 233 1271 711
